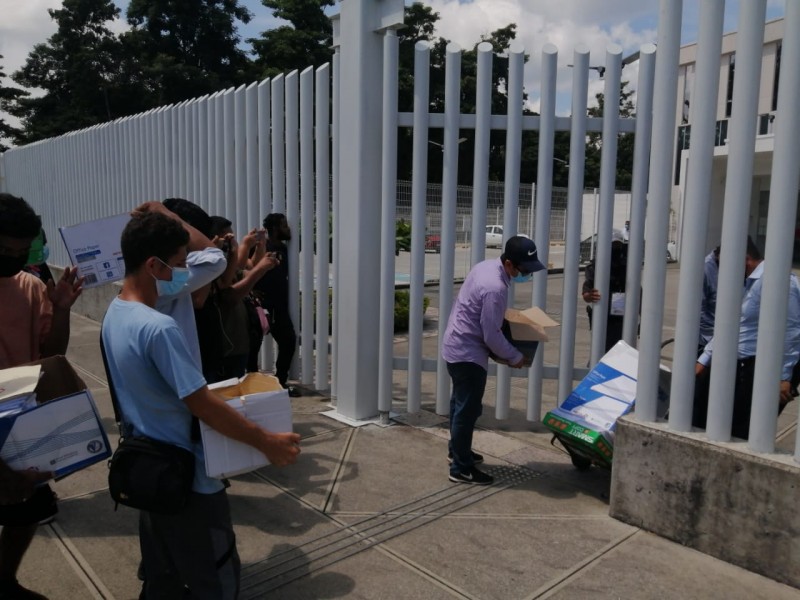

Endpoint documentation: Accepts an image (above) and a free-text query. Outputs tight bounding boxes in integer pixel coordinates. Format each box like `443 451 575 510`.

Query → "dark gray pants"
139 490 240 599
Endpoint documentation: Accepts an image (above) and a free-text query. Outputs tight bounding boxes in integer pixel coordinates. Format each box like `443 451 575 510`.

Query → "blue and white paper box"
0 357 111 479
544 341 670 466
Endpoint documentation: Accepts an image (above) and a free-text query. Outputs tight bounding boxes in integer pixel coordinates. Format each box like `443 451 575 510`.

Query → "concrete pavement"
14 270 800 599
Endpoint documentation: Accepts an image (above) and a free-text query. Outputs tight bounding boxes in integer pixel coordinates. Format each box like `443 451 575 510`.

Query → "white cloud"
0 0 129 77
425 0 658 114
0 1 61 76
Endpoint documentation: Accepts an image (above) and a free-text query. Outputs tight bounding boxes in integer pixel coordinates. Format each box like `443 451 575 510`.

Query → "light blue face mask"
512 270 533 283
153 258 190 297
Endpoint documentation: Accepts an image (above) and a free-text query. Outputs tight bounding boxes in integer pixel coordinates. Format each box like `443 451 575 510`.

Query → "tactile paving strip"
240 465 539 597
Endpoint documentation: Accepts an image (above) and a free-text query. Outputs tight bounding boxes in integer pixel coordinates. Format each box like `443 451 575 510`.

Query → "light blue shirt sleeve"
782 275 800 381
148 321 207 399
697 268 800 381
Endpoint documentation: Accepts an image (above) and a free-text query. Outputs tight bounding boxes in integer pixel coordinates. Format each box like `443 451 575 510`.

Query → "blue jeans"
447 361 487 475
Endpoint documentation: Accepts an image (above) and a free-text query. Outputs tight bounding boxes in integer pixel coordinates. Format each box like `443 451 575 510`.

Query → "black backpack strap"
99 327 126 437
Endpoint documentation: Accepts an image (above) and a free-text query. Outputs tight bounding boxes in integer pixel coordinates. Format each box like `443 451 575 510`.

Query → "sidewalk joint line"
524 528 640 600
46 521 116 599
322 427 357 513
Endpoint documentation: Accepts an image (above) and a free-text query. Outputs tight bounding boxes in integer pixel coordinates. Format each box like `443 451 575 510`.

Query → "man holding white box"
102 212 300 599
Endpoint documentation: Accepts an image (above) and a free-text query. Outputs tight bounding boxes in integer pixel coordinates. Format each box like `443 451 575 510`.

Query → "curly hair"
0 193 41 239
121 212 189 274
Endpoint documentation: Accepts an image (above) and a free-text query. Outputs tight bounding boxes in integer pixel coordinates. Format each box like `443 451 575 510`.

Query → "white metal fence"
1 0 798 461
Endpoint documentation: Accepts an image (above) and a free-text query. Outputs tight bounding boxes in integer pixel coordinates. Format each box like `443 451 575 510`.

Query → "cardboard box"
543 341 669 467
0 356 111 479
202 373 293 479
496 306 559 362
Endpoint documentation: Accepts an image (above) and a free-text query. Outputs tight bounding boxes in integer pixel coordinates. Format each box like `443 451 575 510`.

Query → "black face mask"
0 255 28 278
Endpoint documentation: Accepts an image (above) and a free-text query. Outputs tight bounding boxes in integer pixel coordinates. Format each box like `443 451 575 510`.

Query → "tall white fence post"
622 44 656 345
496 41 525 421
335 0 404 420
750 0 800 455
557 45 590 404
668 0 725 432
407 41 430 414
706 0 766 442
589 45 622 367
378 30 399 417
435 42 462 417
636 0 682 423
529 44 558 420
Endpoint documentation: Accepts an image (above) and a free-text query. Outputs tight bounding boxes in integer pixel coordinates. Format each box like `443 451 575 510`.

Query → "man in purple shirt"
442 236 546 484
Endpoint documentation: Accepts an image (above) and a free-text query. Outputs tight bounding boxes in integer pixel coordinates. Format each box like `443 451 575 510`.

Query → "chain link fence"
394 180 679 247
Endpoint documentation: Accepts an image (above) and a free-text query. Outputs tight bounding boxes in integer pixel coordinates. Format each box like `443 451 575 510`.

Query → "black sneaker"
447 451 484 465
286 386 301 398
449 467 494 486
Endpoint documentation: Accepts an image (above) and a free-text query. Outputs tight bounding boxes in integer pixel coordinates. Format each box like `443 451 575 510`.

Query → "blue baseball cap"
504 235 546 274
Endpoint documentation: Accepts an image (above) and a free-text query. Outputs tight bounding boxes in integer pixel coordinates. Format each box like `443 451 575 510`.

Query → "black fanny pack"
108 436 195 514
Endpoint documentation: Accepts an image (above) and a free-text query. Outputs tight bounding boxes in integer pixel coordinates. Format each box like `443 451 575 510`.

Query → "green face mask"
26 230 45 266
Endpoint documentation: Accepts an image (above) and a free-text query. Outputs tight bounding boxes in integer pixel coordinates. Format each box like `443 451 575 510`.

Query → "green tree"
9 0 140 143
249 0 335 79
124 0 254 105
397 6 530 185
0 56 27 150
584 80 636 190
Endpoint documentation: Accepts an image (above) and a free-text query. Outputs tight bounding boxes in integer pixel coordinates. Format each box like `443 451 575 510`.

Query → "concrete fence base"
610 416 800 589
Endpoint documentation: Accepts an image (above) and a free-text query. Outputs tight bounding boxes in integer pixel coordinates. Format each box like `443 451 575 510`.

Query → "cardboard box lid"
505 306 559 342
212 372 284 399
14 356 88 404
0 366 41 403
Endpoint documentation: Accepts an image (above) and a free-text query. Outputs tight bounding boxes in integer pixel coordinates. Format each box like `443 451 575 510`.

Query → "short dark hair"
163 198 213 239
121 212 189 274
746 236 762 261
263 213 286 232
0 193 41 239
209 216 232 238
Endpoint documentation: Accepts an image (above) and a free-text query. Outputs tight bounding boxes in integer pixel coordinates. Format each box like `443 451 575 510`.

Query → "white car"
485 225 504 248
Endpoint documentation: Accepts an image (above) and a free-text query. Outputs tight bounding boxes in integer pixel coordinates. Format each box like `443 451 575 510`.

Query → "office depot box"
202 373 293 479
0 356 111 479
543 341 669 467
59 213 131 288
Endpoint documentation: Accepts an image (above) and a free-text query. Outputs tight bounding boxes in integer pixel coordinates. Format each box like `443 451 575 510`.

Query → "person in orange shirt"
0 193 83 600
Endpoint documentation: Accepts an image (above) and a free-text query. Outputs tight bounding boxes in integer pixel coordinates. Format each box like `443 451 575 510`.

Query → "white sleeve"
184 247 227 294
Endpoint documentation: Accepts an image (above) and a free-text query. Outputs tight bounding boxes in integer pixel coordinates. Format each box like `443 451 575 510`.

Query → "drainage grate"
240 465 538 598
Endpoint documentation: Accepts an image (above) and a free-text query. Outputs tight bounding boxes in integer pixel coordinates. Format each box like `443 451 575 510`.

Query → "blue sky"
0 0 788 121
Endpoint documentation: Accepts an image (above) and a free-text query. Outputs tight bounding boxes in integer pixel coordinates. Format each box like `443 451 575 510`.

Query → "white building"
673 17 789 259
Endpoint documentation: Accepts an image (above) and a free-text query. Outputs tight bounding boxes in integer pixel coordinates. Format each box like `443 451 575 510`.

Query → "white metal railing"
1 66 332 391
1 0 797 461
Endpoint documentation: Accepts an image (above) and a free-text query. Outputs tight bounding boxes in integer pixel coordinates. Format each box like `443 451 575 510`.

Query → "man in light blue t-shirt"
102 211 300 599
